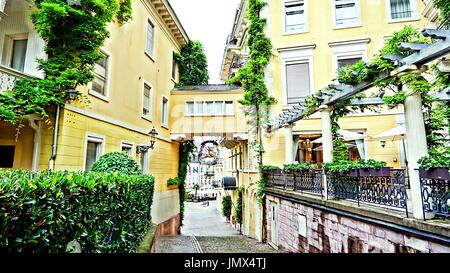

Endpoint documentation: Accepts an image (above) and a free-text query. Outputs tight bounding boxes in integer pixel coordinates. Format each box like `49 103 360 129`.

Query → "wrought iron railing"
264 169 323 196
419 172 450 218
326 169 408 215
0 65 33 94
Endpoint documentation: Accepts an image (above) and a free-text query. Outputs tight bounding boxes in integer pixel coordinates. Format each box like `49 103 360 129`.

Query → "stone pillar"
284 123 294 164
320 106 333 200
320 106 333 163
404 87 429 220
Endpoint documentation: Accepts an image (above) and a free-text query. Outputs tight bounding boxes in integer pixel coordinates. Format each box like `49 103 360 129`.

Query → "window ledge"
145 51 156 62
88 90 111 102
141 115 152 122
282 30 309 36
161 124 169 130
387 16 421 24
171 78 178 85
333 23 363 30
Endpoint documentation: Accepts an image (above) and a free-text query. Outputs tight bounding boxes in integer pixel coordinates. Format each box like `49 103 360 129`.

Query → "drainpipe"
28 116 42 172
48 105 61 171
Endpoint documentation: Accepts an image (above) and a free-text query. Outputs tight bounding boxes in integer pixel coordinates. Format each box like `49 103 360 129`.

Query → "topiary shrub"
91 152 140 175
222 195 232 221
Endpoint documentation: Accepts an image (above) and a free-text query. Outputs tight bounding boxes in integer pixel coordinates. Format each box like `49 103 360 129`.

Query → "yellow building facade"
0 0 188 235
219 0 429 241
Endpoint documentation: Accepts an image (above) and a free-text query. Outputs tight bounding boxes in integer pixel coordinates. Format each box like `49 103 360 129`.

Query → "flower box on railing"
325 169 359 177
419 168 450 181
358 167 391 177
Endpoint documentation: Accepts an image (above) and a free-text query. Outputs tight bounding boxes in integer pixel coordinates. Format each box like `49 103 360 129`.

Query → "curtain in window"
335 0 357 25
355 139 366 160
11 39 27 72
293 136 300 163
390 0 412 19
285 2 305 32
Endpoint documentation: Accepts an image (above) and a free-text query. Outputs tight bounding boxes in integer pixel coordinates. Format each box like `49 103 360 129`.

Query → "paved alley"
154 200 279 253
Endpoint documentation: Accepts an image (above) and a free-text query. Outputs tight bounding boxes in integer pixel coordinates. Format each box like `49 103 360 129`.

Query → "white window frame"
145 18 156 61
282 0 309 35
184 101 235 116
83 133 105 171
330 39 369 77
88 48 111 102
386 0 420 23
120 141 135 155
332 0 362 29
280 46 315 107
2 33 29 72
161 96 169 128
141 81 153 121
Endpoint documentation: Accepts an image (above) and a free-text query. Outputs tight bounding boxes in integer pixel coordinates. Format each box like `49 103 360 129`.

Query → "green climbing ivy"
177 140 195 226
0 0 131 126
235 187 244 225
434 0 450 21
175 40 209 87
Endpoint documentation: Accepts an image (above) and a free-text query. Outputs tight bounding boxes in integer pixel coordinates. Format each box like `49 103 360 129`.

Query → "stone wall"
266 195 450 253
156 213 181 237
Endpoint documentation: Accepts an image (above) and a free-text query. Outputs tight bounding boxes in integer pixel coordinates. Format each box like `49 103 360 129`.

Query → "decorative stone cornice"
149 0 189 47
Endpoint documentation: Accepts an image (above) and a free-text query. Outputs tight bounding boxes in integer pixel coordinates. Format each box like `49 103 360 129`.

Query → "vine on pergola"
0 0 132 127
300 26 449 168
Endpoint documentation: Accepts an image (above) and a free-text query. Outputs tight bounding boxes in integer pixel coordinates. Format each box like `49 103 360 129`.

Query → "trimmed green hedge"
91 152 140 175
0 170 154 253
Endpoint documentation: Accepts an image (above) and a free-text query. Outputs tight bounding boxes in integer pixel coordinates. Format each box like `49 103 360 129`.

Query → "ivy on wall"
434 0 450 20
174 40 209 87
177 140 195 226
0 0 132 126
235 187 244 224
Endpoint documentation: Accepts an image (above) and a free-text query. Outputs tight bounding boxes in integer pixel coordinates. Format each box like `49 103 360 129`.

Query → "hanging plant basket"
358 167 391 177
419 168 450 181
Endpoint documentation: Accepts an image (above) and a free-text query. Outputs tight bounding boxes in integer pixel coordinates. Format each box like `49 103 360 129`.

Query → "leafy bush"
418 148 450 171
167 177 180 186
221 195 232 220
323 160 387 173
260 165 281 171
91 152 140 175
0 170 154 253
235 188 244 224
283 163 312 172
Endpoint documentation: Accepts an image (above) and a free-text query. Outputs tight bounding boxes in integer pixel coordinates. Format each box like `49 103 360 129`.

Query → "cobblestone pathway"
154 200 280 253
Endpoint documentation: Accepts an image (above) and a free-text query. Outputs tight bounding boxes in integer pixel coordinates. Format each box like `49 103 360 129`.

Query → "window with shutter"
286 62 310 105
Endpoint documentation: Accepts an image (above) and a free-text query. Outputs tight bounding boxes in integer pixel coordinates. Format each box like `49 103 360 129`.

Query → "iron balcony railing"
264 169 323 197
326 169 408 216
419 169 450 219
0 65 33 94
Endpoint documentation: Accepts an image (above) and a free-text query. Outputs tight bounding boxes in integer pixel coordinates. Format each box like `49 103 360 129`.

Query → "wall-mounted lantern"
380 140 386 148
149 127 158 149
66 88 78 101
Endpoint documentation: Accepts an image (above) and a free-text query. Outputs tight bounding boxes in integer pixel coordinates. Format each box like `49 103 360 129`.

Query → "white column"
320 106 333 163
284 123 294 164
404 88 429 220
29 118 42 172
320 106 333 200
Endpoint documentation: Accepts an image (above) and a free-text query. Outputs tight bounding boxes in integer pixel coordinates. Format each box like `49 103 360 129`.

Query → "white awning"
312 129 367 144
370 125 406 142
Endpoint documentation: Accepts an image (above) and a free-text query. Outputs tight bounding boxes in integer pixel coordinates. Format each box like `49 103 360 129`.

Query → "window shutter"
286 62 310 104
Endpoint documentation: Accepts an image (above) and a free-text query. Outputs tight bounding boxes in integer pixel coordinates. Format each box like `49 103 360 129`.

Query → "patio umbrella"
312 129 367 144
371 125 408 168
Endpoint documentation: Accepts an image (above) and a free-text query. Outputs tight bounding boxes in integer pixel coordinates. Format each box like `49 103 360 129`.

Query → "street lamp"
66 88 78 101
149 127 158 149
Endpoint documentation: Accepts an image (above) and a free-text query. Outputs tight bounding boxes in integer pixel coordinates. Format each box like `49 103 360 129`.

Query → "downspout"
28 116 42 172
48 105 61 171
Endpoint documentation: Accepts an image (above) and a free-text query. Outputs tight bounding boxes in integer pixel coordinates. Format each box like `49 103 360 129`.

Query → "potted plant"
418 152 450 181
357 160 390 177
323 161 359 177
283 163 312 174
166 177 180 190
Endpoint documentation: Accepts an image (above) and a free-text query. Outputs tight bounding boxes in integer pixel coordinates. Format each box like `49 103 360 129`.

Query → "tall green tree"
175 40 209 87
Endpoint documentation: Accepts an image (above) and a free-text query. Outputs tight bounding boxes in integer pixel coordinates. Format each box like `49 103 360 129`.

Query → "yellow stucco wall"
0 121 34 170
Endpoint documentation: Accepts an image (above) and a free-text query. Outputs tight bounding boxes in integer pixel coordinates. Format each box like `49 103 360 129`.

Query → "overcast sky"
169 0 241 84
